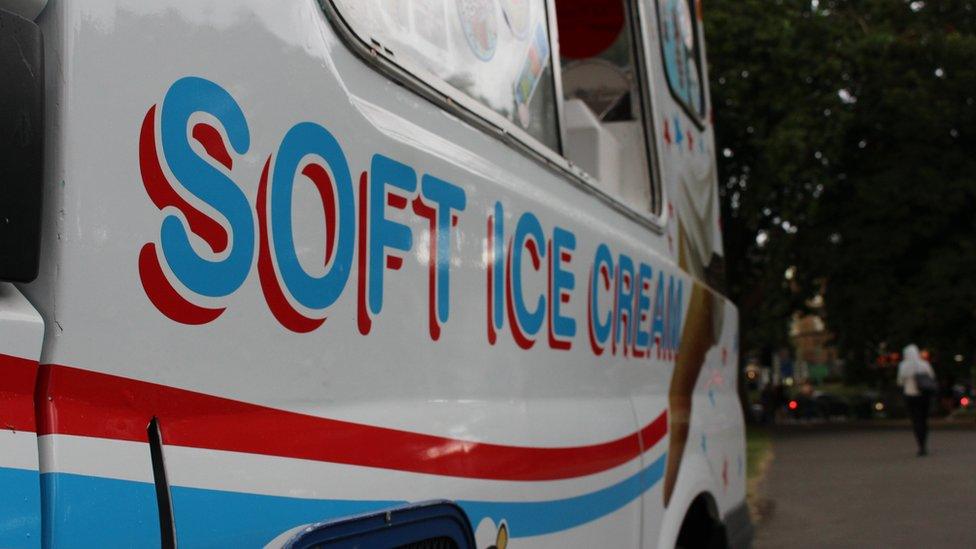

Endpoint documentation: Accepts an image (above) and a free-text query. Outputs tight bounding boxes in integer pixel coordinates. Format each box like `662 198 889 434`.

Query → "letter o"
270 122 355 310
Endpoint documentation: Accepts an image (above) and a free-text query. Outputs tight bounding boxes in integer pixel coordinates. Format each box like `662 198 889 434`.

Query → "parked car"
813 392 851 420
849 390 893 419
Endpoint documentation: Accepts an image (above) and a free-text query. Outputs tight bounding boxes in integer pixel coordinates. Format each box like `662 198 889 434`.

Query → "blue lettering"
419 174 466 324
589 244 614 347
368 154 416 316
635 263 653 351
511 212 546 336
270 122 355 310
550 227 577 342
159 77 251 297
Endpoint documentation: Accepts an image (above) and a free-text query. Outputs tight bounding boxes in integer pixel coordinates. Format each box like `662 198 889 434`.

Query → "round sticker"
500 0 531 39
458 0 499 61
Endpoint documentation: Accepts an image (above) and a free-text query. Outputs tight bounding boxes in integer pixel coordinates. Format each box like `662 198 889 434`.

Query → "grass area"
746 427 771 480
949 407 976 421
745 427 774 524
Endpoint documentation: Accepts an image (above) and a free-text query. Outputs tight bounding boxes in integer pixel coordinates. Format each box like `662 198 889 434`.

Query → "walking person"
897 344 937 456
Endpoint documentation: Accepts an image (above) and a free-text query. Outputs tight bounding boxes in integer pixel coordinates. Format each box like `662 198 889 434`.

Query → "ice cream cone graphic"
663 221 723 506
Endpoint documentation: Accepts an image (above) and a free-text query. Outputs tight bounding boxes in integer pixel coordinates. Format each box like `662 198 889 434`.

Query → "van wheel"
675 495 728 549
675 523 727 549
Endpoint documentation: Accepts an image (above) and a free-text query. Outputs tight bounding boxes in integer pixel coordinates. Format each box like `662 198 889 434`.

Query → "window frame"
318 0 666 231
653 0 708 128
626 0 666 216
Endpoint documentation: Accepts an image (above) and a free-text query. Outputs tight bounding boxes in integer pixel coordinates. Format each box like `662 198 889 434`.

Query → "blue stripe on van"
0 466 41 549
460 452 666 537
39 469 162 548
31 452 665 546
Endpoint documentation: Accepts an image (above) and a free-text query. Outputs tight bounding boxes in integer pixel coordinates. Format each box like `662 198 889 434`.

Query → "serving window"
328 0 664 219
554 0 658 213
332 0 560 150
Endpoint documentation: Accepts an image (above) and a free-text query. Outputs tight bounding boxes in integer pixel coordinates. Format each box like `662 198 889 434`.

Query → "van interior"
555 0 655 212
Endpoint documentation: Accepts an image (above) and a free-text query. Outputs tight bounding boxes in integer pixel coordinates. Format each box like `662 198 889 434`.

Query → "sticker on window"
458 0 499 61
514 22 550 127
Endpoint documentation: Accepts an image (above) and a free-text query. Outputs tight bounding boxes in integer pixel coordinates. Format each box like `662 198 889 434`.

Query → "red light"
788 400 798 410
962 397 971 407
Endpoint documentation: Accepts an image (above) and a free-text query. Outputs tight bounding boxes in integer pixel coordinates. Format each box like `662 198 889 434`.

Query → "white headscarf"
897 344 935 396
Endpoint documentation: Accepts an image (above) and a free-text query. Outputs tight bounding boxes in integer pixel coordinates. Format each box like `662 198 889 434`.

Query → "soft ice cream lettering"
140 77 683 359
486 203 683 360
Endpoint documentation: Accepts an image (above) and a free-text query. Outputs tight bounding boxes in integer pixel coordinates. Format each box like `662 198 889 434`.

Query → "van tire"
675 495 728 549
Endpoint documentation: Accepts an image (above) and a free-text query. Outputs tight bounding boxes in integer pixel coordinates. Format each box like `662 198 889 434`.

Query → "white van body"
0 0 748 547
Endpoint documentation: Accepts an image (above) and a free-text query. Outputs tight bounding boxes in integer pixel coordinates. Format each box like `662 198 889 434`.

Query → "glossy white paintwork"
7 0 745 547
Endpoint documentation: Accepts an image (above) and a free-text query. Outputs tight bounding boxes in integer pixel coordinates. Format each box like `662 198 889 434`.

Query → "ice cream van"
0 0 750 546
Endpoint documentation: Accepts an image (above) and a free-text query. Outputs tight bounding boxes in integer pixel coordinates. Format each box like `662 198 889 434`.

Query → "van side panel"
637 1 748 545
22 0 744 546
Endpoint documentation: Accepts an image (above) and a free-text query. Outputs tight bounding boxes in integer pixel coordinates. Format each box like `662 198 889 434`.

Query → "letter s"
158 76 253 297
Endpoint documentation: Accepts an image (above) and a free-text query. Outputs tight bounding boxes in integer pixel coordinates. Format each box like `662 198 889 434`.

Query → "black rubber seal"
148 417 177 548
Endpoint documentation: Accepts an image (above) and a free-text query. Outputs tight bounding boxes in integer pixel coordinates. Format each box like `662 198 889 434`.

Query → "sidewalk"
754 426 976 548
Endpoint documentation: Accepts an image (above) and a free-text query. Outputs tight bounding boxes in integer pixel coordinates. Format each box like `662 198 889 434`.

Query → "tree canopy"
704 0 976 376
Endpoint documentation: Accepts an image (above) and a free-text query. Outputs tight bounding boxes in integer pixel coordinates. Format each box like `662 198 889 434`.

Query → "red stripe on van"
0 353 39 433
35 364 667 481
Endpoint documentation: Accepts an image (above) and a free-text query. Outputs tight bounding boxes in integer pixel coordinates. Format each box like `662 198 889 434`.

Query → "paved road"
755 426 976 548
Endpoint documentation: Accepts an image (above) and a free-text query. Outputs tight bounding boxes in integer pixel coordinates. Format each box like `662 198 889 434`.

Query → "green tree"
705 0 976 379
